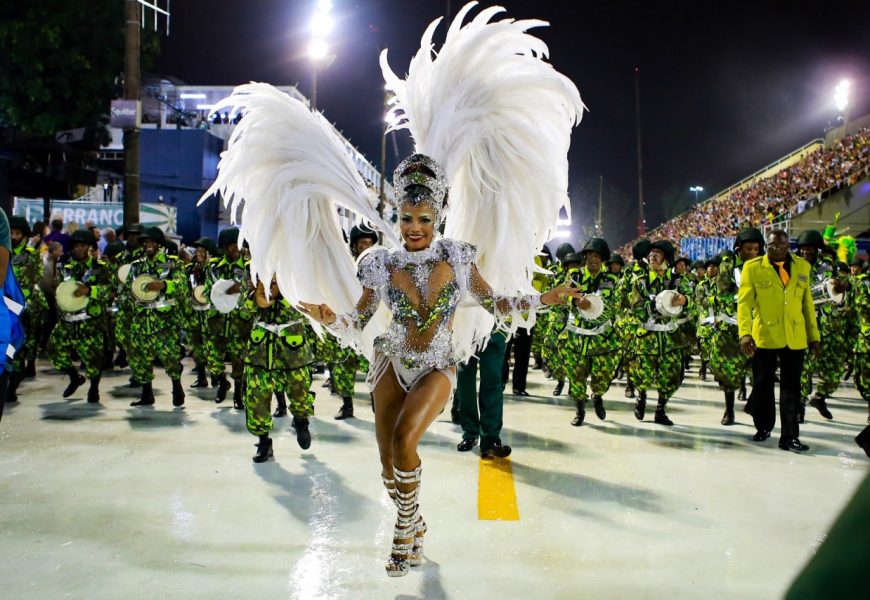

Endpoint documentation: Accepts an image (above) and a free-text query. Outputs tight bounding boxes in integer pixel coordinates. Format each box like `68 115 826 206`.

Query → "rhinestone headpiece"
393 154 448 223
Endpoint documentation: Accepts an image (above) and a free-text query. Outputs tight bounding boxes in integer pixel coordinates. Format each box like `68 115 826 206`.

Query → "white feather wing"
381 2 584 358
200 83 398 354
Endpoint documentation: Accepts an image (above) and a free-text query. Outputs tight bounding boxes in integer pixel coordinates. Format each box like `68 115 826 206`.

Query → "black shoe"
131 382 156 407
778 437 809 452
87 375 101 403
273 406 287 418
114 350 128 368
634 392 646 421
189 371 209 389
571 400 586 427
722 390 735 426
737 386 747 403
216 374 231 403
593 396 606 420
625 383 636 399
808 394 833 420
798 402 806 424
7 372 24 402
253 436 273 463
721 410 735 426
172 379 185 407
698 363 707 381
512 389 530 397
457 437 478 452
334 396 354 420
856 427 870 457
293 417 312 450
552 380 564 396
63 369 86 398
321 377 332 388
481 441 512 459
752 430 771 442
233 386 244 410
654 408 673 426
128 376 141 389
23 360 36 378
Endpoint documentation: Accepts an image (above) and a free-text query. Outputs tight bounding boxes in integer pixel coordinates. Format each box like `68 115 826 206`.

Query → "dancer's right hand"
298 301 337 325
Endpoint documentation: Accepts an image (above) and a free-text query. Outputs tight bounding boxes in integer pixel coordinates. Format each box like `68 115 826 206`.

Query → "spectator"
44 218 71 255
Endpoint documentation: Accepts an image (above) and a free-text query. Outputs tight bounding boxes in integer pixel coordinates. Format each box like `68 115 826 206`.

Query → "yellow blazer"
737 253 820 350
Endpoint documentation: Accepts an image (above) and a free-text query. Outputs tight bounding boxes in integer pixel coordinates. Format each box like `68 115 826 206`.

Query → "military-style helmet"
124 223 142 236
165 240 179 255
836 261 849 273
821 244 837 257
632 238 652 261
70 229 96 247
104 241 126 258
193 237 218 255
580 237 611 261
218 227 240 248
561 252 584 267
735 227 765 249
140 226 166 246
9 216 32 237
704 256 722 268
650 240 675 265
673 256 691 268
718 249 735 261
796 229 824 249
606 254 625 267
690 259 704 270
555 243 576 262
350 224 379 247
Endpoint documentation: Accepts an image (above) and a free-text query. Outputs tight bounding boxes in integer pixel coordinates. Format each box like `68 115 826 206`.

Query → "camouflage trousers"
708 324 750 391
802 323 849 398
244 365 314 436
542 326 567 380
330 347 358 397
206 334 247 382
48 320 104 379
629 335 683 400
185 312 209 368
530 323 544 360
115 306 133 351
14 307 46 370
559 345 620 401
128 325 183 383
855 353 870 401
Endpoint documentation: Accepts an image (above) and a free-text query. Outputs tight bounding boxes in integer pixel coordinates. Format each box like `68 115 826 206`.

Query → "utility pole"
634 67 645 238
597 175 604 236
123 0 141 228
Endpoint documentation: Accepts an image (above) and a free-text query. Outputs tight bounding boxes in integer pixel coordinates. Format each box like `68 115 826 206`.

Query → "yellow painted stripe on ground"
477 457 519 521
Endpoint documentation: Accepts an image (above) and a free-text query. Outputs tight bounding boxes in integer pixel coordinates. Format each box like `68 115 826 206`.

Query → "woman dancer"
299 156 582 575
203 1 584 577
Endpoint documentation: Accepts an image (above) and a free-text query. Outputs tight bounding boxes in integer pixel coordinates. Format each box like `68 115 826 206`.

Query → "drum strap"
566 320 612 336
140 300 177 310
716 314 738 325
643 317 688 332
62 312 92 323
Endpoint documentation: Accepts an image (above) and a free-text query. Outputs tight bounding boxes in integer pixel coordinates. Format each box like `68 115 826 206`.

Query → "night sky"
155 0 870 246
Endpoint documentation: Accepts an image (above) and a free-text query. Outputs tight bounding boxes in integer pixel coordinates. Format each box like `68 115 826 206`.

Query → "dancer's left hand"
542 285 585 306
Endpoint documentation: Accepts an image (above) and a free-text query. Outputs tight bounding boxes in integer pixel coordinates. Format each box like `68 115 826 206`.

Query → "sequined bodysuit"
331 238 541 394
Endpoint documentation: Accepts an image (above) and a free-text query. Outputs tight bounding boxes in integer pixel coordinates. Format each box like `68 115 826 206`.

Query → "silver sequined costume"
328 238 542 395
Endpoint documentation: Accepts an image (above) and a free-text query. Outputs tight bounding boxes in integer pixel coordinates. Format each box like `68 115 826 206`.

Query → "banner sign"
110 100 141 128
13 199 177 234
679 237 736 261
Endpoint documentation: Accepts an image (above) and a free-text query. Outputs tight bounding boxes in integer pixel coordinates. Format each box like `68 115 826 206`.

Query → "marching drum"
131 274 161 304
56 280 89 313
578 294 605 320
117 263 132 284
655 290 684 317
210 279 240 313
192 284 209 306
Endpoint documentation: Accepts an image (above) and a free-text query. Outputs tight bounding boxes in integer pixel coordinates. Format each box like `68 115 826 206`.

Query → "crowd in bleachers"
618 129 870 257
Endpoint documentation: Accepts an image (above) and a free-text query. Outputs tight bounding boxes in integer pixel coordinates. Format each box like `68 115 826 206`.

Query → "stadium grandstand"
617 125 870 260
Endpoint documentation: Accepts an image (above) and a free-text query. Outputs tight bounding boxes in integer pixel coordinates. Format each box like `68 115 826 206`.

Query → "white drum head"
655 290 684 317
117 263 132 284
56 280 89 313
210 279 240 313
193 284 208 305
825 279 845 305
579 294 605 320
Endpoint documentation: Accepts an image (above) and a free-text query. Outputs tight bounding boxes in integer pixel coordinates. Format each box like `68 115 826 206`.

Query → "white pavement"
0 358 867 599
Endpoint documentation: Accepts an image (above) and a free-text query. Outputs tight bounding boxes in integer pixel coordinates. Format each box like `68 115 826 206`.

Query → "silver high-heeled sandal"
386 464 422 576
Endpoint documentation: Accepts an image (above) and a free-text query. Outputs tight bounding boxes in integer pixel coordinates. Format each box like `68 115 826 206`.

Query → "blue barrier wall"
140 129 223 243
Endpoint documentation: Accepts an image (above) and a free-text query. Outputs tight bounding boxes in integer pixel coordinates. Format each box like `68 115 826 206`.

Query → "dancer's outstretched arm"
467 264 584 315
298 286 379 329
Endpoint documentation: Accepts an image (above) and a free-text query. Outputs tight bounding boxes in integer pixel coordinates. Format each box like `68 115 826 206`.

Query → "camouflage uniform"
558 263 621 425
10 240 47 372
113 246 143 373
542 261 573 392
244 296 315 447
124 248 186 384
694 274 717 377
850 273 870 422
615 260 647 397
203 253 254 400
627 249 693 424
182 259 211 382
48 254 111 388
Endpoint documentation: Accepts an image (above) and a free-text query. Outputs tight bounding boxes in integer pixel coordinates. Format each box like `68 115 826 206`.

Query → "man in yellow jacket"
738 229 820 452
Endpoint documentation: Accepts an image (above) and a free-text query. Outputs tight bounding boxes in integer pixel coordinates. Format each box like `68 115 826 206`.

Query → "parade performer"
693 256 720 383
47 229 111 403
245 279 317 460
125 227 187 407
184 237 216 389
850 266 870 424
618 239 652 399
202 1 584 577
559 238 621 426
203 227 254 408
710 229 764 424
628 240 693 425
7 217 47 402
542 242 575 393
113 224 142 377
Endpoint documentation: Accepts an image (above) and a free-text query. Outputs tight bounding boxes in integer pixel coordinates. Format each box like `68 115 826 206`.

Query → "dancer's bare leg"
373 363 406 479
392 370 454 470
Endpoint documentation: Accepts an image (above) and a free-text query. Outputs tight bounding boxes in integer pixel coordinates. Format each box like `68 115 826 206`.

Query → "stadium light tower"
690 185 704 203
834 79 850 135
308 0 334 111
